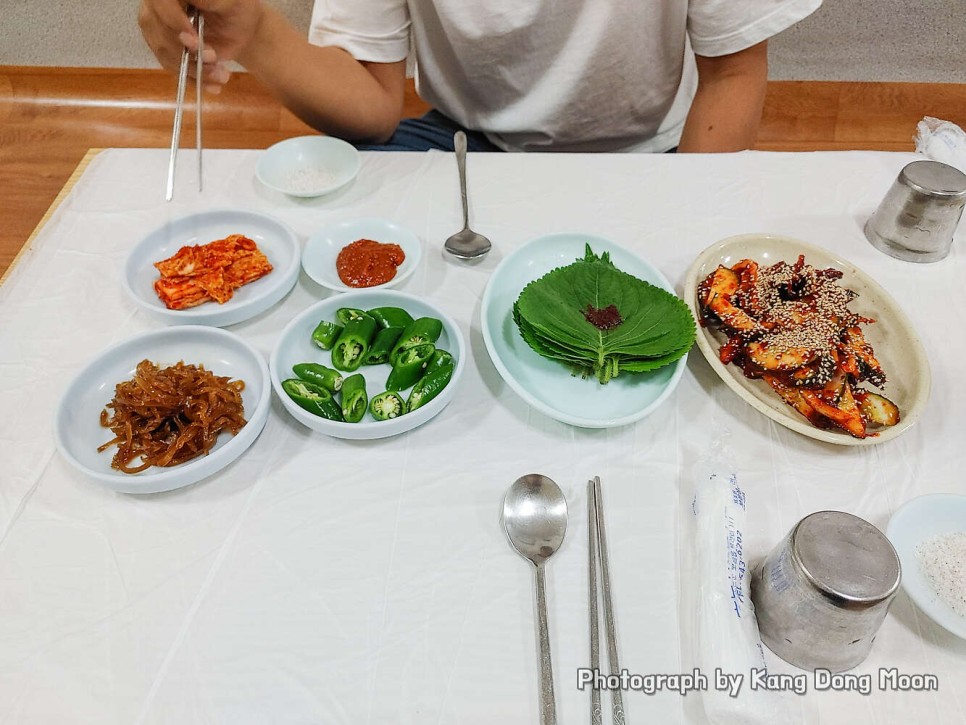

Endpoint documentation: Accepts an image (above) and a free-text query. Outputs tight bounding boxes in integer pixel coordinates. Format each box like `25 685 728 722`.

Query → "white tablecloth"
1 148 964 724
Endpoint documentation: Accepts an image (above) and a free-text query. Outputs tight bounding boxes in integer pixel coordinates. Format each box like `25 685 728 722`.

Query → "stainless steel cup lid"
791 510 901 606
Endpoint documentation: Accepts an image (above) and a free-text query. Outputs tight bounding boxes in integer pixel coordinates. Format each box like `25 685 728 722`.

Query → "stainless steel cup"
750 511 901 672
864 159 966 263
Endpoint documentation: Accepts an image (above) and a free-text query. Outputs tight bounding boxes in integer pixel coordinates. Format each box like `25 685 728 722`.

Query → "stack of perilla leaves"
512 245 696 384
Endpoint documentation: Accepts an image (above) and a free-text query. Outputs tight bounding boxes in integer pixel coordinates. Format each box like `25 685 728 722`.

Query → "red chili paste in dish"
335 239 406 288
583 304 623 331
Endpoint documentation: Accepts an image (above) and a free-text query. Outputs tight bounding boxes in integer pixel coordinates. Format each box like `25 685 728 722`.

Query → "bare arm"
139 0 406 143
677 41 769 153
236 8 405 143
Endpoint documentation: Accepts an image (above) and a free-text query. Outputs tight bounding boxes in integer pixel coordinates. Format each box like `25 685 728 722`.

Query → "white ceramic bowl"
255 136 360 198
684 233 931 445
887 494 966 639
270 290 464 439
301 217 422 292
123 209 300 327
54 326 271 494
481 233 689 429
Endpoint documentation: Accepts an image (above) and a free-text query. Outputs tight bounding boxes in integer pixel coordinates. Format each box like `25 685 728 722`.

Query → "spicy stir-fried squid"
98 360 247 473
697 255 900 439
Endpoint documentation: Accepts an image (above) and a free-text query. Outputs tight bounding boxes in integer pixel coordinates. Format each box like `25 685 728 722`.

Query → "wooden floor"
2 65 965 279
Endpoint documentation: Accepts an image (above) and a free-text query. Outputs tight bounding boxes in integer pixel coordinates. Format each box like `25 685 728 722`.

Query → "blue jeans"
354 110 679 153
354 110 502 152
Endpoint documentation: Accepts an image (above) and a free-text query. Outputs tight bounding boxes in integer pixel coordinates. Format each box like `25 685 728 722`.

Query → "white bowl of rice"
256 135 361 198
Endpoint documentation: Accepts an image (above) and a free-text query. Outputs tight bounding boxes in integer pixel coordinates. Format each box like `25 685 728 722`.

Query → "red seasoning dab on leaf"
336 239 406 288
583 304 622 330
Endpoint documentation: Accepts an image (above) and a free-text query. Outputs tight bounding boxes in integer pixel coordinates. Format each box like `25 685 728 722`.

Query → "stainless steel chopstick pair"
166 5 204 201
588 476 625 724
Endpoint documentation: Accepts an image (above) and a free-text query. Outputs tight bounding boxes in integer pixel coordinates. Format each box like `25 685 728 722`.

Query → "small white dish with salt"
887 493 966 639
256 135 360 198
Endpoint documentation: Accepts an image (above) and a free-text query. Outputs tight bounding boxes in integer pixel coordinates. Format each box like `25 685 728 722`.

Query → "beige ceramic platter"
683 233 931 446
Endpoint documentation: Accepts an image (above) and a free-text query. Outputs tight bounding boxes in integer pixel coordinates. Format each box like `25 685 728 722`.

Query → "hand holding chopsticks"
588 476 626 724
166 5 204 201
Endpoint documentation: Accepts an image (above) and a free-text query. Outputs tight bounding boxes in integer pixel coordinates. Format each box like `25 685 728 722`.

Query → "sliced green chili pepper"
281 378 344 421
331 314 378 372
407 363 454 412
367 306 415 330
336 308 370 324
311 319 343 350
426 349 454 373
389 317 444 366
363 326 405 365
292 362 343 393
369 391 407 421
340 373 368 423
385 343 435 391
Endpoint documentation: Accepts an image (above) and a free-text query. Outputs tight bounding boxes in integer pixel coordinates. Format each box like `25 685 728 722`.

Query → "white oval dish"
301 217 422 292
123 209 300 327
887 494 966 639
270 290 464 440
684 233 931 445
256 135 360 198
54 326 271 494
480 232 689 429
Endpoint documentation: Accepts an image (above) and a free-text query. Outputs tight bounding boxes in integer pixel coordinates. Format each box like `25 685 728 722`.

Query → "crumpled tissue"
915 117 966 173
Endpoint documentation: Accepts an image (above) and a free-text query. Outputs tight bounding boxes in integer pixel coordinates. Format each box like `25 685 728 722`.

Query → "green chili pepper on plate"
390 317 443 366
385 343 435 391
426 348 454 374
363 326 405 365
336 308 370 324
407 363 454 412
281 378 345 421
331 314 378 371
369 390 407 421
340 373 368 423
367 306 415 330
293 362 343 393
311 319 343 350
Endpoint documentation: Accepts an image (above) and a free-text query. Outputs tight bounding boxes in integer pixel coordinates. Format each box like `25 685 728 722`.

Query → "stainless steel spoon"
503 473 568 725
444 131 492 259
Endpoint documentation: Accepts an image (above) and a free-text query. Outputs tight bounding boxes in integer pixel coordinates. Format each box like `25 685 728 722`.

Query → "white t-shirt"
309 0 821 152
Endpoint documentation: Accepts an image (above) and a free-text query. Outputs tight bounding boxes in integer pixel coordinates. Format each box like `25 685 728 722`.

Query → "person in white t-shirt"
139 0 822 153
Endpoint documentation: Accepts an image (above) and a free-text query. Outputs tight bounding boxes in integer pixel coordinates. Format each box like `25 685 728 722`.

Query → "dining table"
1 145 964 725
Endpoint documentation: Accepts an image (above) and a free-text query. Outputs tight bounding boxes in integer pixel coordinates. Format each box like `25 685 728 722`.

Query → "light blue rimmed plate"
54 326 271 494
123 209 300 327
480 233 689 429
270 290 465 440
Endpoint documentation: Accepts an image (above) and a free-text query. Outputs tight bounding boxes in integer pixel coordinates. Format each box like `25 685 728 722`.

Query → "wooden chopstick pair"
588 476 625 724
166 5 204 201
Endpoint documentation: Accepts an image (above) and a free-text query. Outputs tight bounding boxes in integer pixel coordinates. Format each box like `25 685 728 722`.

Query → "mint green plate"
480 233 688 429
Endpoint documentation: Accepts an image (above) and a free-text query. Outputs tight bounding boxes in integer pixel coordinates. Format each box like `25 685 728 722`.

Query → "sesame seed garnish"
698 254 896 437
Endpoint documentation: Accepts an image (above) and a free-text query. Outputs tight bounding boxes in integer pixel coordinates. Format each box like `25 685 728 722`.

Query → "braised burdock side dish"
697 255 900 438
98 360 247 473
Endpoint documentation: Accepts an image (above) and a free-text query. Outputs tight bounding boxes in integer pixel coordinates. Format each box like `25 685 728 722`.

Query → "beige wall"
1 1 964 83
